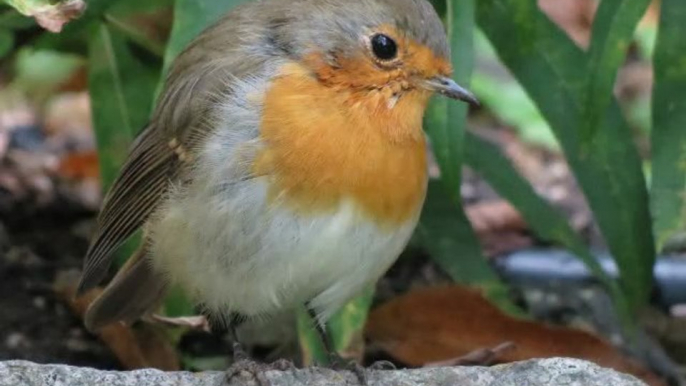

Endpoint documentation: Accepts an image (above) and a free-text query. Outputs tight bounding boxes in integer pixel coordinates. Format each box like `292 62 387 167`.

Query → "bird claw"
368 360 396 370
225 340 296 386
225 358 296 386
327 355 393 385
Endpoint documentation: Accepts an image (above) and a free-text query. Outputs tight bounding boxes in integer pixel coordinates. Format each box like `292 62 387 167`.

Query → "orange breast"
253 62 429 229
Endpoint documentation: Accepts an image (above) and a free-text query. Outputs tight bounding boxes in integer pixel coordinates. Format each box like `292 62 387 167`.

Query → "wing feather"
77 127 176 294
77 4 274 295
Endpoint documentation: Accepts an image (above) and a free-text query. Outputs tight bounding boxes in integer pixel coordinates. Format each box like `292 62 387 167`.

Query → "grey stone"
0 358 647 386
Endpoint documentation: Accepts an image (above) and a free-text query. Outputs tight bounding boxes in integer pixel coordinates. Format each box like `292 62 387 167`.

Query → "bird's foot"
368 360 396 370
225 358 296 386
225 342 295 386
327 354 395 385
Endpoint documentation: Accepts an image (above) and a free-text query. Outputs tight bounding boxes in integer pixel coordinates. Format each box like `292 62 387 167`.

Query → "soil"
0 200 121 368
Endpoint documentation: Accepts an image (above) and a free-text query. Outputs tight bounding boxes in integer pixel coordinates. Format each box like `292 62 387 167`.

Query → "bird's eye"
370 34 398 61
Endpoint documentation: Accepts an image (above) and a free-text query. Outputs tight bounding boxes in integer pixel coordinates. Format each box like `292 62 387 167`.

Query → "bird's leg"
221 313 294 386
305 306 372 384
228 313 249 362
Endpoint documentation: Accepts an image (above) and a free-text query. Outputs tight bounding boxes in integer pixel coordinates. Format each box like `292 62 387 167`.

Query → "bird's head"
267 0 478 112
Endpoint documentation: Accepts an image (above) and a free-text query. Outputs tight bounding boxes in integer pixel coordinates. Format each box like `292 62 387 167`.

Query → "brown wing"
84 242 168 331
77 126 177 294
77 3 279 295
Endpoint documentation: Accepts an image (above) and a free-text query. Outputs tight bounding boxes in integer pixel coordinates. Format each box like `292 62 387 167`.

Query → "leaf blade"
87 22 159 189
423 0 513 311
651 0 686 250
582 0 651 140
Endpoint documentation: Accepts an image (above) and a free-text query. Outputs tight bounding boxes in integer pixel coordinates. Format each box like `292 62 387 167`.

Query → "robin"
77 0 477 367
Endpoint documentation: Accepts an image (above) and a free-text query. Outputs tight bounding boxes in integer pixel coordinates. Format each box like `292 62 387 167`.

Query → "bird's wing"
77 5 274 295
77 125 177 294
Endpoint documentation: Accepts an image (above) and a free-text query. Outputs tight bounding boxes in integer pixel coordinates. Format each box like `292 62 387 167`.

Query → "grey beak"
424 76 479 106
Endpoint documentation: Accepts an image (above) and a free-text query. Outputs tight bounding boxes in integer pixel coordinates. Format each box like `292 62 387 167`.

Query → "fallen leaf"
465 200 527 235
465 200 532 256
57 151 99 180
366 286 666 386
53 270 179 371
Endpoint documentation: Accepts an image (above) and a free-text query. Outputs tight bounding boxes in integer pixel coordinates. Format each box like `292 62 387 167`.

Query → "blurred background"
0 0 683 385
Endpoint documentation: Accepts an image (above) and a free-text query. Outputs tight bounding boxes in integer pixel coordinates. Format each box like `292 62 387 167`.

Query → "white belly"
147 178 419 322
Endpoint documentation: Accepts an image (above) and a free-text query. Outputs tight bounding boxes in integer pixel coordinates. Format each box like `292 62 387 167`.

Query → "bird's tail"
84 243 168 331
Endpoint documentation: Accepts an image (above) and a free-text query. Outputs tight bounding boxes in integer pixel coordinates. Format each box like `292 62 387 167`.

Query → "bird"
77 0 477 365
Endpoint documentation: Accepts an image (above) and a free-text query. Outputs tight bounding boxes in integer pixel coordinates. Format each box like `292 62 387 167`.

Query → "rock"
0 358 646 386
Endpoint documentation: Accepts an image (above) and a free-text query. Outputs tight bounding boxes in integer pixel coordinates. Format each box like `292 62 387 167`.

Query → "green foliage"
471 32 557 150
477 0 655 314
651 0 686 250
87 22 159 189
0 29 13 58
582 0 652 141
425 0 474 199
464 133 629 321
162 0 250 75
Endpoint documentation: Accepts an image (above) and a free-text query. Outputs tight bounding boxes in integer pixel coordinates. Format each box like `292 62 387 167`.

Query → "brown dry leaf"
366 286 666 386
538 0 596 48
57 151 99 180
465 200 532 256
538 0 659 47
465 201 527 235
53 271 179 371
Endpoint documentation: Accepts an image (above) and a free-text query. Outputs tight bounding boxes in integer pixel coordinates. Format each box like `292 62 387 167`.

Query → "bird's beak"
423 75 479 106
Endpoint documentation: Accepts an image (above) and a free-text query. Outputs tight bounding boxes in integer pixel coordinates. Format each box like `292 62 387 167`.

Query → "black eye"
370 33 398 61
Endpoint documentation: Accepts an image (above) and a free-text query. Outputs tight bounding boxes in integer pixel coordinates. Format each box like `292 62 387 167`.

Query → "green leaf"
326 287 374 354
464 132 629 322
477 0 655 313
104 14 166 57
161 0 250 76
471 30 557 150
297 289 374 366
0 29 13 59
651 0 686 251
296 308 328 366
423 0 513 312
581 0 651 141
87 22 160 189
425 0 474 201
0 8 35 29
108 0 173 16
